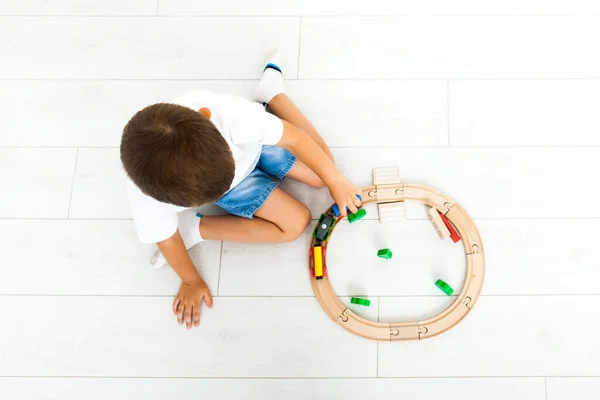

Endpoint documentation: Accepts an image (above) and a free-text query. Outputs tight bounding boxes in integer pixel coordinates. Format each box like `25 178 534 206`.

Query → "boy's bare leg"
268 93 335 161
285 159 325 188
199 187 310 243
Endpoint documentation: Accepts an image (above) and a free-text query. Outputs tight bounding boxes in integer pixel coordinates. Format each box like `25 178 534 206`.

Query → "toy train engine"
313 213 336 243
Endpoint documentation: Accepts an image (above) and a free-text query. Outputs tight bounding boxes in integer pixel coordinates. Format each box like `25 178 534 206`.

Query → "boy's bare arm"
157 230 213 329
277 120 361 216
267 94 335 161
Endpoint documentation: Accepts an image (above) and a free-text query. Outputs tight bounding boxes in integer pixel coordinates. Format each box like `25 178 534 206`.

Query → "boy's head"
120 103 235 207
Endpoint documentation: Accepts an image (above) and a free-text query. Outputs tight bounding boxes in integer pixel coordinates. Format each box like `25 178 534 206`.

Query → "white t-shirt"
126 90 284 243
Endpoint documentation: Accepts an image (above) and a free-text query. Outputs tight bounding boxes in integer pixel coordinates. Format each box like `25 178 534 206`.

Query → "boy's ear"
198 107 212 119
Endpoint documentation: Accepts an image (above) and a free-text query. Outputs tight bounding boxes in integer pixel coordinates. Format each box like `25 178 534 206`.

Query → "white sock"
149 248 168 269
253 50 284 105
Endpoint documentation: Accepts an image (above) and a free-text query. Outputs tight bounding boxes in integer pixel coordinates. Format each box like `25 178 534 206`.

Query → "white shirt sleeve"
221 94 284 146
126 180 178 243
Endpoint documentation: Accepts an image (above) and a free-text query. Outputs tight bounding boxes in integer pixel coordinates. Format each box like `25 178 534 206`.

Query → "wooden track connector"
467 244 480 256
442 202 454 215
462 296 473 309
418 326 429 340
390 327 400 341
426 206 451 239
378 202 406 223
338 309 349 323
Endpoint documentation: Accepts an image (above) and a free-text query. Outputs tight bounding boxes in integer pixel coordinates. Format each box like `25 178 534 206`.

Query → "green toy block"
350 297 371 307
435 279 454 296
377 248 393 259
348 208 367 223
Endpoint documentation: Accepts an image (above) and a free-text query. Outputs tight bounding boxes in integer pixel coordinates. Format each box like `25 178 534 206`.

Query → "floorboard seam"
66 148 79 218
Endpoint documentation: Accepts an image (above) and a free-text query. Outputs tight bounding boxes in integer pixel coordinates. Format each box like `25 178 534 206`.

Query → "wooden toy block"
377 248 393 259
348 208 367 223
350 297 371 307
373 167 401 185
435 279 454 296
426 207 451 239
438 212 461 243
377 201 405 223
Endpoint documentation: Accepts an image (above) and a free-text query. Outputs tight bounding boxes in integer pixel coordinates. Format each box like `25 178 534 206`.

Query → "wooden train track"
308 172 485 341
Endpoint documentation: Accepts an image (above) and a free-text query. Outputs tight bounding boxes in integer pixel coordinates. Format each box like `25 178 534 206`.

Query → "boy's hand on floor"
328 179 363 216
173 278 213 329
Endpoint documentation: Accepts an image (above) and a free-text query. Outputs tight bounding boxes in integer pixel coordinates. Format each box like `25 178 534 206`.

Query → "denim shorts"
215 145 296 218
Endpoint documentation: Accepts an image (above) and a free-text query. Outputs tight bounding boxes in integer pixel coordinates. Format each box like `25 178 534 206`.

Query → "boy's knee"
281 206 311 242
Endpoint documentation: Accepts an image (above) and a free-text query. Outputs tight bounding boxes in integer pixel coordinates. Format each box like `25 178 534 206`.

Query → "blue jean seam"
274 153 297 180
225 179 277 219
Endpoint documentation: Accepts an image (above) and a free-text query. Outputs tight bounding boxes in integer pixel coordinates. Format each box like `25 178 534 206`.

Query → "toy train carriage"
309 245 327 280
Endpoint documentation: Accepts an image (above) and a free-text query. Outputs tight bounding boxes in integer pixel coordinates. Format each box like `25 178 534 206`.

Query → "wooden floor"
1 1 600 399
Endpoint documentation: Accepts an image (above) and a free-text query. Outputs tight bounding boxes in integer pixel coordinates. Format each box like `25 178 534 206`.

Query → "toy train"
310 211 338 279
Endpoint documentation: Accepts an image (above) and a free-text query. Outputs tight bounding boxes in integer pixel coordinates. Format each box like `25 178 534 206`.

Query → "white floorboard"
0 80 248 147
0 17 300 79
68 148 130 218
2 216 591 297
300 16 600 79
183 217 600 298
478 219 600 295
0 0 158 15
0 377 547 400
73 147 600 220
158 0 600 16
378 296 600 376
450 80 600 146
0 220 220 295
0 297 376 377
0 148 77 218
0 80 444 147
547 378 600 400
285 80 448 147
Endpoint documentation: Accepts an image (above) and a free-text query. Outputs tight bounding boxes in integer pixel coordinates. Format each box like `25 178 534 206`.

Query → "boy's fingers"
172 298 180 314
184 305 192 329
205 292 214 308
347 201 359 214
176 304 184 325
193 303 201 327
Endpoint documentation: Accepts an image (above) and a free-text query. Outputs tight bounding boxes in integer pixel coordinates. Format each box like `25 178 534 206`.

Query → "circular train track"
308 183 485 341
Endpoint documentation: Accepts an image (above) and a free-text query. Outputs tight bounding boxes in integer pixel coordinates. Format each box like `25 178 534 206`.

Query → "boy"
120 51 362 329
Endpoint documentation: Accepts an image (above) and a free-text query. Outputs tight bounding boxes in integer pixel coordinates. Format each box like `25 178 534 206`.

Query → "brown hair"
120 103 235 207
